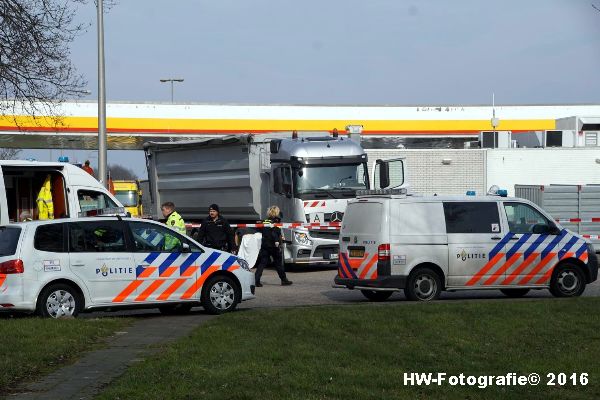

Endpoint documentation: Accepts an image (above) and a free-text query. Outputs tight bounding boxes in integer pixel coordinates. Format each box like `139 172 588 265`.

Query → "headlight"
294 232 312 246
236 258 251 271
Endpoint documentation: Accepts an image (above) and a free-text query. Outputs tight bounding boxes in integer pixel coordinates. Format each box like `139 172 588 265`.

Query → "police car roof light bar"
78 207 127 218
356 188 407 197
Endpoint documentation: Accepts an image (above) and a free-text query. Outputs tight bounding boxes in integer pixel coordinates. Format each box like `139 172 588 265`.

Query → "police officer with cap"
197 204 236 253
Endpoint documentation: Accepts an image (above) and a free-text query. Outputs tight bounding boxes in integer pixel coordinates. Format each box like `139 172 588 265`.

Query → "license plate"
349 249 364 257
327 253 339 260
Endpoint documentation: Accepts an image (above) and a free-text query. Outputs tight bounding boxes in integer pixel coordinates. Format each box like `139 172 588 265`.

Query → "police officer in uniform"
197 204 236 253
254 205 292 287
161 202 186 250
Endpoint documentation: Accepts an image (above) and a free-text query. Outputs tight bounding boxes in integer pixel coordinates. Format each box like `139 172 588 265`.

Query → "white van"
334 189 598 301
0 160 121 223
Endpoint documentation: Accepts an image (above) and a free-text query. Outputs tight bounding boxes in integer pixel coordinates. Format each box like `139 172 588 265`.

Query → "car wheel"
361 290 393 302
500 288 530 298
37 284 82 318
201 275 240 315
549 263 586 298
158 304 193 315
405 267 442 301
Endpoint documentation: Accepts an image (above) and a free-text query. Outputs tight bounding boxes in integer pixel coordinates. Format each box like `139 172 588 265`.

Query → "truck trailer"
144 131 405 266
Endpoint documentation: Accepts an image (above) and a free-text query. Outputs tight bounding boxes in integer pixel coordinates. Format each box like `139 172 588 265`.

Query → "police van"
334 188 598 301
0 214 255 317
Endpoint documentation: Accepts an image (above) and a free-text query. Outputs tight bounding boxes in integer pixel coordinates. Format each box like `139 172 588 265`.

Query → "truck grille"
313 245 339 258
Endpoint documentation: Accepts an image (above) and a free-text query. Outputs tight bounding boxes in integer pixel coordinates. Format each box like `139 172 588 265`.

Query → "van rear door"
339 200 385 280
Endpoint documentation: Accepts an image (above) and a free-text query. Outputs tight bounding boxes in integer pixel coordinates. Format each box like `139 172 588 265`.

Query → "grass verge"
98 298 600 400
0 316 130 393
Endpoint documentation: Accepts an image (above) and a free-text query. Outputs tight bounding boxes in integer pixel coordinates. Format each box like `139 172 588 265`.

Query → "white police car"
0 215 255 318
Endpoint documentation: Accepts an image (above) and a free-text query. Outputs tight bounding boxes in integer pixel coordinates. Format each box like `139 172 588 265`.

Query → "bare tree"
0 148 21 159
0 0 88 125
108 164 137 180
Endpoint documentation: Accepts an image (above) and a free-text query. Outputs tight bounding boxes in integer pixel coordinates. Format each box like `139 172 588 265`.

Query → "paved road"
239 265 600 308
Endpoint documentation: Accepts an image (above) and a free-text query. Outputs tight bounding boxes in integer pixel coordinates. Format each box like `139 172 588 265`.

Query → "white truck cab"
0 160 121 224
334 189 599 301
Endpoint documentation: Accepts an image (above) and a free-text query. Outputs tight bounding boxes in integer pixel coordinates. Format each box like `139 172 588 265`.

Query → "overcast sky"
23 0 600 177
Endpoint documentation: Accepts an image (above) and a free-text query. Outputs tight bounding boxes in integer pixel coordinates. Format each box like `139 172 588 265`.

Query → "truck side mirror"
377 159 390 189
273 169 283 194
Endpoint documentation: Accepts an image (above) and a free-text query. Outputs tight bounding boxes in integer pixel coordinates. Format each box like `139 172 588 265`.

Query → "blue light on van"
466 191 476 196
58 156 69 162
497 189 508 197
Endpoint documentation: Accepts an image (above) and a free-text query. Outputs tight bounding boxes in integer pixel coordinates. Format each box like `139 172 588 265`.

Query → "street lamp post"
160 78 184 103
97 0 107 186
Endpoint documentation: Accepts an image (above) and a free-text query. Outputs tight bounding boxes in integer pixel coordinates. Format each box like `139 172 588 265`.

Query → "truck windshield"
294 163 368 197
114 190 138 207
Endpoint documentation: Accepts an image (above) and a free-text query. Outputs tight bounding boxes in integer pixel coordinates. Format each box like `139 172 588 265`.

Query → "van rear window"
343 202 382 234
0 227 21 256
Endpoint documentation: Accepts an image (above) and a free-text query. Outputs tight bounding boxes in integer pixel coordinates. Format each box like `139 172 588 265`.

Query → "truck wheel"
405 267 442 301
500 288 530 298
158 304 193 315
37 283 82 318
201 275 240 315
361 290 393 302
549 263 586 298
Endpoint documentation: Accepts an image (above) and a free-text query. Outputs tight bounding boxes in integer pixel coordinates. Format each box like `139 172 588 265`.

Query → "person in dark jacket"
255 205 292 287
197 204 236 253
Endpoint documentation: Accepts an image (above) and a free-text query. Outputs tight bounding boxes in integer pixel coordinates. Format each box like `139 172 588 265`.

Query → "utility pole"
97 0 107 186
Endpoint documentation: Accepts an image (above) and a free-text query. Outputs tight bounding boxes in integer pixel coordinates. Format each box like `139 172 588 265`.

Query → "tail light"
0 259 24 274
378 244 390 261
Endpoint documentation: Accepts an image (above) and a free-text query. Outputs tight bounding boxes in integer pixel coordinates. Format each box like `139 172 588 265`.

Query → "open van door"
0 167 7 224
372 158 407 190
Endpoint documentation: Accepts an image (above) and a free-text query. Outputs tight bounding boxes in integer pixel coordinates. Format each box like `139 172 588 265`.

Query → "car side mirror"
182 242 191 253
548 222 561 235
532 223 560 235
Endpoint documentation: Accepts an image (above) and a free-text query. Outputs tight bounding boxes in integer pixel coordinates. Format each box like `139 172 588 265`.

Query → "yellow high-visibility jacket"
36 175 54 220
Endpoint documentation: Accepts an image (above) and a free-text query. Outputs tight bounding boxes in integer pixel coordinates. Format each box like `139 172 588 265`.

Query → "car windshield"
294 163 368 197
114 190 137 207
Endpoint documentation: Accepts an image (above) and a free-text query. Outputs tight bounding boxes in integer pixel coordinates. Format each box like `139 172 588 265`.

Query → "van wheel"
549 263 585 298
158 304 193 315
500 288 530 298
201 275 240 315
405 267 442 301
361 290 393 302
37 284 82 318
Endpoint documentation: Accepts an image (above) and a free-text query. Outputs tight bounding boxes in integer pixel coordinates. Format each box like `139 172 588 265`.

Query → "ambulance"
333 188 598 301
0 160 121 223
0 214 255 317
